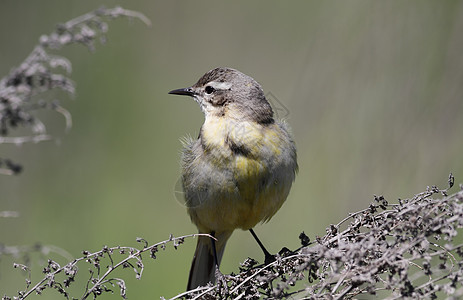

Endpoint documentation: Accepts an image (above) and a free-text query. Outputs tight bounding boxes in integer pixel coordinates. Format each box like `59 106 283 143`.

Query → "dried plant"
177 174 463 299
1 234 207 300
2 176 462 299
0 6 150 175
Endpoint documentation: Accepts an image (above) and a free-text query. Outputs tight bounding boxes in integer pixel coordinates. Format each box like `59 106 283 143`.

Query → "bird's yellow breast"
184 116 296 232
201 117 266 190
200 116 281 161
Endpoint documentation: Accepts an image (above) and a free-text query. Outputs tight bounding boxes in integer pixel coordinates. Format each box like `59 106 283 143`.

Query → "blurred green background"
1 0 463 298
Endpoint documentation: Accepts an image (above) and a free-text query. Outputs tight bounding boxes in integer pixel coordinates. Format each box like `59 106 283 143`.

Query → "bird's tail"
187 231 232 290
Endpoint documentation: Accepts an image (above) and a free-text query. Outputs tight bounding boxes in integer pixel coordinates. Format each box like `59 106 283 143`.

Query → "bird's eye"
205 86 215 94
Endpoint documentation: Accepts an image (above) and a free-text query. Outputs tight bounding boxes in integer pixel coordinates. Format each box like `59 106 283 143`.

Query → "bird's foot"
264 253 276 265
264 247 294 265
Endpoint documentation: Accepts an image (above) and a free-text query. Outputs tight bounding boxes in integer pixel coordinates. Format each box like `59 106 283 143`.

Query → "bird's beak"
168 87 195 96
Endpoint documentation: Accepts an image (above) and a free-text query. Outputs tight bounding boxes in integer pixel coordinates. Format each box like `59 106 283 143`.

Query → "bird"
168 67 297 290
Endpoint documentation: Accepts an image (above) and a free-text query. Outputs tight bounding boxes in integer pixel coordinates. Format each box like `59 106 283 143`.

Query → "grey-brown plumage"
169 67 297 290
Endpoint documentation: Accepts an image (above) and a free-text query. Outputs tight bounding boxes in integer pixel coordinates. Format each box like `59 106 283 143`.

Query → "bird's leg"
249 228 275 264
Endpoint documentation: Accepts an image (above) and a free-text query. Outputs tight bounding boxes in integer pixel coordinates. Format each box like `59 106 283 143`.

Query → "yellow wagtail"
169 67 297 290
